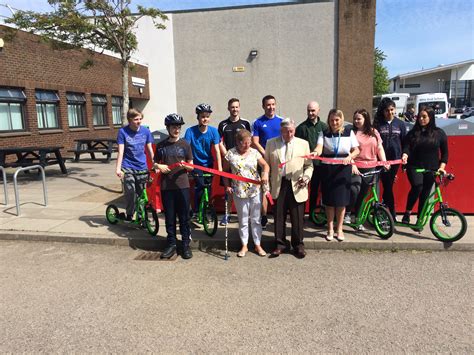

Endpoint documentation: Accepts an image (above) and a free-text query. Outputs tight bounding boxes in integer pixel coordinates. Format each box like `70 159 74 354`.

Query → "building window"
36 90 60 129
0 87 27 132
91 94 107 126
401 83 421 88
112 96 123 125
66 92 86 128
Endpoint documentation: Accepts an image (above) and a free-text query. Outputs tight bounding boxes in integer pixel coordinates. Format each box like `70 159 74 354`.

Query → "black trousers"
274 179 305 249
380 164 400 218
406 167 435 216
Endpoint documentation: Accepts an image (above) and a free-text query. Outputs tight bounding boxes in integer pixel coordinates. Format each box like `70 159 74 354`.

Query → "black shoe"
261 215 268 229
160 245 177 259
401 212 410 224
182 246 193 259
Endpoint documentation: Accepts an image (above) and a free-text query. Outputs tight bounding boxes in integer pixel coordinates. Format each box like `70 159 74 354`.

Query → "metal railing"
13 165 48 216
0 166 7 205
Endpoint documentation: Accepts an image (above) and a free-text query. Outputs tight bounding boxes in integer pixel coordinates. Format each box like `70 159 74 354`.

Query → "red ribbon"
278 155 402 169
164 161 274 205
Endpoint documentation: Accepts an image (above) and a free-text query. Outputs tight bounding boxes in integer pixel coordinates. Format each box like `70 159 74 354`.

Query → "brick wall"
0 25 149 154
336 0 376 118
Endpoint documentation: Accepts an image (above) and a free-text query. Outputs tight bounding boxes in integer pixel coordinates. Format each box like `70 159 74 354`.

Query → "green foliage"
374 47 390 95
6 0 167 124
6 0 167 63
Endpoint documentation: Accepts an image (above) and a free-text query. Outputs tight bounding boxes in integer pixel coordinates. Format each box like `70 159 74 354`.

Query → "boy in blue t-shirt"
116 109 154 220
252 95 283 228
184 103 222 216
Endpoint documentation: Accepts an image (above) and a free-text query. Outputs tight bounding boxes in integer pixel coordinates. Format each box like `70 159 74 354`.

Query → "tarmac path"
1 240 472 353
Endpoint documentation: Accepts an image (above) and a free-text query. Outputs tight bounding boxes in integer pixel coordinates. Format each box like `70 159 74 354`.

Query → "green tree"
6 0 167 125
373 47 390 95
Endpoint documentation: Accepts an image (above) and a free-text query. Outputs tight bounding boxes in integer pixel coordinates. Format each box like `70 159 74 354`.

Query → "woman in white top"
314 109 359 242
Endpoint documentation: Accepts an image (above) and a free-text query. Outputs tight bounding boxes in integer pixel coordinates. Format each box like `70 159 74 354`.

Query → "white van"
372 93 410 117
406 93 449 119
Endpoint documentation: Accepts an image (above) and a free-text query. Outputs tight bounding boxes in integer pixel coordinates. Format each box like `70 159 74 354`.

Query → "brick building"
0 24 149 153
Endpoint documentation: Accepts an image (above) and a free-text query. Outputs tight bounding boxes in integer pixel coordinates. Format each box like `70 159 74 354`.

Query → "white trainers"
343 214 351 224
356 224 366 231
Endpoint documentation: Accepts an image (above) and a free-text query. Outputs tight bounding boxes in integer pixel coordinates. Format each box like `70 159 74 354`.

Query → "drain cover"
134 252 178 261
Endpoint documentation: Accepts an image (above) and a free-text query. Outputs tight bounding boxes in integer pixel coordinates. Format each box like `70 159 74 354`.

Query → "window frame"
91 94 108 126
66 92 86 128
35 90 60 130
111 96 123 125
0 87 27 132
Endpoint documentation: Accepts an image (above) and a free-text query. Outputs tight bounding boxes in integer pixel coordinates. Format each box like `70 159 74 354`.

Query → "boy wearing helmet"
154 114 194 259
116 108 154 221
184 104 222 219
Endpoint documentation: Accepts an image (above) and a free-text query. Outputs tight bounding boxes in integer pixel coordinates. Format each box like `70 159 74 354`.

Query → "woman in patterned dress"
223 129 270 257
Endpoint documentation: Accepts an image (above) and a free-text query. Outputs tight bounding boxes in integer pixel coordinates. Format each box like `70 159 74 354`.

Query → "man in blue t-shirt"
116 108 154 220
252 95 283 228
184 103 222 216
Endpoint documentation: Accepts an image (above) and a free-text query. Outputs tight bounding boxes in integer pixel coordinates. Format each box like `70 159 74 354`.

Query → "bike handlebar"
414 168 455 181
359 167 384 178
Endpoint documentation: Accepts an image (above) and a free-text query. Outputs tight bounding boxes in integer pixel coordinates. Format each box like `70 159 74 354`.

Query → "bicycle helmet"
195 103 213 115
164 113 185 126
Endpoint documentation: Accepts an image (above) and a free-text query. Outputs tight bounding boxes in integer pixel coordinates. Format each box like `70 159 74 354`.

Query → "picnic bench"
0 146 68 174
69 138 117 162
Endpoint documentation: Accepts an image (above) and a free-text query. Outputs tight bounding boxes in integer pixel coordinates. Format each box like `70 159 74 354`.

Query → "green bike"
310 168 395 239
106 172 159 236
192 173 218 237
395 169 467 242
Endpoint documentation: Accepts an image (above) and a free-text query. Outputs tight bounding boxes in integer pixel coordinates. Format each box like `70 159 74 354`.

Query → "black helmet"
164 113 185 126
195 103 213 115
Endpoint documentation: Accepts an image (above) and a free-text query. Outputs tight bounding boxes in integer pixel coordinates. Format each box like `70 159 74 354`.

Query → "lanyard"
331 132 341 157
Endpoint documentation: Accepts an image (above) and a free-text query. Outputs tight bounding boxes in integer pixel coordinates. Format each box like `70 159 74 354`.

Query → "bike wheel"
373 205 394 239
145 206 159 236
430 208 467 242
106 205 120 225
310 205 327 226
203 203 218 237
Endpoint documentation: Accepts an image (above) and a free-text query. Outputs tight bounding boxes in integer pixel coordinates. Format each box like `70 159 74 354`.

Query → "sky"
1 0 473 78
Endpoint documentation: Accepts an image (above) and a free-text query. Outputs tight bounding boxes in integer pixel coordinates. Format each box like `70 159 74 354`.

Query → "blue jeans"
161 188 191 247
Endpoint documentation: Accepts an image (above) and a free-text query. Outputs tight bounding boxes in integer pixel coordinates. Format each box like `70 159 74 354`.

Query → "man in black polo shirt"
295 101 328 216
218 98 251 225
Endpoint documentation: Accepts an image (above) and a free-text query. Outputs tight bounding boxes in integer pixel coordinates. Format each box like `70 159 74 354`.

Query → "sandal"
326 231 334 241
237 249 247 257
255 247 267 257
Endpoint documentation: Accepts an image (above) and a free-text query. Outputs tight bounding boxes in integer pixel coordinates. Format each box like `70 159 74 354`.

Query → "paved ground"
0 158 472 252
1 240 472 353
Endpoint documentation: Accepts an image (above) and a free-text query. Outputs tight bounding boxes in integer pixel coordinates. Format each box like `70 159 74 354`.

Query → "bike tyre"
310 205 327 227
429 208 467 242
373 205 394 239
106 204 120 225
145 207 159 236
203 203 218 237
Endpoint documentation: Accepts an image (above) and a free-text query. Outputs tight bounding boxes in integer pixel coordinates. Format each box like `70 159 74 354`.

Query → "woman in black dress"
314 109 359 241
401 106 448 224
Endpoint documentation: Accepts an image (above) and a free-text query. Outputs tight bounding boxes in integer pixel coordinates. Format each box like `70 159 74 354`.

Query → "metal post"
0 166 8 205
13 165 48 216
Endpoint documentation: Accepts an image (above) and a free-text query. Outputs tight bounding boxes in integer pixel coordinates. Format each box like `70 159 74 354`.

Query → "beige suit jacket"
264 136 314 203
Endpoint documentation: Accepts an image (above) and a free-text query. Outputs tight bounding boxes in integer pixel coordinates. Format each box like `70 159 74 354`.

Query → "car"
461 107 474 119
454 107 465 114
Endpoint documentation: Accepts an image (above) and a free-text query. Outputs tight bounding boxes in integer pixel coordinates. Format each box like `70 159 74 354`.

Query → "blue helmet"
164 113 185 126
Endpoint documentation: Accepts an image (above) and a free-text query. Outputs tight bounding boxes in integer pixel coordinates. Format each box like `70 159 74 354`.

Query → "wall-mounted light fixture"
0 38 4 52
249 49 258 58
139 87 143 95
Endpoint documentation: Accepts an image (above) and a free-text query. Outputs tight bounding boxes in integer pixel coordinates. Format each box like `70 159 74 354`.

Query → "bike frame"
346 170 384 227
195 173 212 224
395 170 443 229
